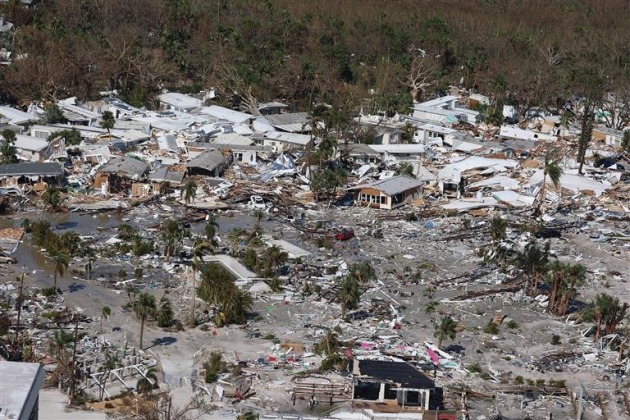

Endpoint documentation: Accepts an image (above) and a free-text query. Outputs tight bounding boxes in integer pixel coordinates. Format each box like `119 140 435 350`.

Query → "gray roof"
187 149 227 172
98 156 149 178
149 167 185 185
0 162 64 177
348 175 424 196
264 112 310 133
344 143 381 156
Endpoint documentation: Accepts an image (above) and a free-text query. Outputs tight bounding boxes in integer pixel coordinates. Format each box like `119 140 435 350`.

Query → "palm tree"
161 219 189 259
51 250 69 296
0 129 18 164
190 239 214 327
136 368 159 394
181 179 198 206
100 111 115 142
434 315 457 349
348 261 376 285
100 306 111 334
205 214 220 240
98 353 117 400
314 328 342 356
546 261 586 316
42 184 61 219
593 293 629 342
513 241 551 296
395 162 415 177
337 276 361 317
535 151 563 219
133 292 157 349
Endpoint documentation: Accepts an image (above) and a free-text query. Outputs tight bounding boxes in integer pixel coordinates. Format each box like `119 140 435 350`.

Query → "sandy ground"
40 389 107 420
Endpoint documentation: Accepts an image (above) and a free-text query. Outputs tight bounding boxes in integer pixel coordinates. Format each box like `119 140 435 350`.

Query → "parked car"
334 228 354 241
0 252 16 264
249 195 266 210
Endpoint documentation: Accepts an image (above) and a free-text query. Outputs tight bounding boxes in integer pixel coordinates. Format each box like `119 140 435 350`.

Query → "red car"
334 228 354 241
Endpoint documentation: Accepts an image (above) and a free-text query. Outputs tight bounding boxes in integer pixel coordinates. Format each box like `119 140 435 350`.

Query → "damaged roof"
97 156 149 178
0 162 64 177
186 148 227 172
149 167 185 185
264 112 311 133
349 175 424 196
354 359 435 389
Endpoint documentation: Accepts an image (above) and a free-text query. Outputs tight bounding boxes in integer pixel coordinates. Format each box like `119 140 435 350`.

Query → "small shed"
348 176 424 209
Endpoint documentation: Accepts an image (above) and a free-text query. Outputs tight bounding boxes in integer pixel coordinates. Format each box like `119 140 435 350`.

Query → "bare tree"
398 53 439 103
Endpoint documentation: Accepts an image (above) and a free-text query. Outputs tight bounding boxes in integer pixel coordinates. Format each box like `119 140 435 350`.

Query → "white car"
249 195 266 210
0 252 16 264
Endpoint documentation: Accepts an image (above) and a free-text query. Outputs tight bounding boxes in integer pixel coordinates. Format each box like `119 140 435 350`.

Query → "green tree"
337 276 361 317
51 250 69 296
133 292 157 349
314 328 343 356
535 151 563 219
513 241 551 296
136 368 159 394
0 129 18 164
100 110 115 141
204 214 219 240
42 184 61 216
347 261 376 284
434 315 457 349
189 239 214 327
546 261 586 316
592 293 629 342
43 103 66 124
100 306 111 334
161 219 189 259
181 179 197 206
622 130 630 152
157 296 174 328
395 162 415 177
98 353 117 400
48 128 81 146
490 216 507 243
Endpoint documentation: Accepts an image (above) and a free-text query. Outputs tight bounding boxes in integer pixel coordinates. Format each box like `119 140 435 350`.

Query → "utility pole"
69 312 80 403
14 270 25 344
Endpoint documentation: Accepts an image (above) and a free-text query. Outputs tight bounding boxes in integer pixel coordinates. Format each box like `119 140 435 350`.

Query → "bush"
41 287 60 297
483 321 499 335
535 379 545 388
204 351 228 383
467 363 482 373
404 212 418 222
506 320 519 329
548 379 566 388
551 334 561 345
514 375 524 385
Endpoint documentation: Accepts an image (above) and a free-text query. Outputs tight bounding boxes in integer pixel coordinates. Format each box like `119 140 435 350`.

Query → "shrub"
551 334 561 345
535 379 545 387
467 363 482 373
548 379 566 388
483 321 499 335
404 212 418 222
514 375 524 385
506 320 519 329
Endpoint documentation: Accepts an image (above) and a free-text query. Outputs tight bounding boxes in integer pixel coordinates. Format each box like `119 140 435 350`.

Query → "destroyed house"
94 156 149 193
186 149 229 177
349 176 424 209
0 162 64 187
351 359 443 410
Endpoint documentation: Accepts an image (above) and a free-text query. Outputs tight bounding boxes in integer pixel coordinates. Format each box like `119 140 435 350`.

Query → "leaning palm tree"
100 306 111 334
181 179 198 206
133 292 157 349
535 151 563 219
136 368 159 394
489 216 508 243
434 315 457 349
51 250 69 296
190 239 214 327
337 276 361 317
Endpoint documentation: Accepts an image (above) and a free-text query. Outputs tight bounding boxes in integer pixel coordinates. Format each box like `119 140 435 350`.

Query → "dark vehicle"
334 228 354 241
